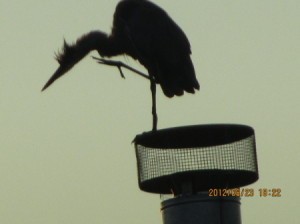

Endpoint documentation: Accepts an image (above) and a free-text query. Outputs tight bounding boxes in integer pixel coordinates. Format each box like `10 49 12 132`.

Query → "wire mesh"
134 124 258 194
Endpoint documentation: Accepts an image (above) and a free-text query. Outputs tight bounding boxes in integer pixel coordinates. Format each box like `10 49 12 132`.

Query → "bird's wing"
116 0 198 97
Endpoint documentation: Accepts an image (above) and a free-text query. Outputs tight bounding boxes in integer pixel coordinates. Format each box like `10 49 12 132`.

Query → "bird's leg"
150 78 158 131
92 56 150 80
93 56 158 131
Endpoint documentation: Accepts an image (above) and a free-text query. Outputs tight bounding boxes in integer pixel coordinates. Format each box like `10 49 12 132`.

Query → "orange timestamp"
208 188 282 197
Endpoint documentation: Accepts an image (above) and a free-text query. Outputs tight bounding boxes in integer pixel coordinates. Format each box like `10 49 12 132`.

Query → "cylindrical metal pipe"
161 193 241 224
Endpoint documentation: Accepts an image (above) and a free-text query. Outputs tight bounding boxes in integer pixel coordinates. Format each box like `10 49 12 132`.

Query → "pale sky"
1 0 299 223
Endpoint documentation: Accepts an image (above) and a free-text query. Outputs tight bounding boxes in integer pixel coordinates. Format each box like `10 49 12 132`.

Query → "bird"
42 0 200 131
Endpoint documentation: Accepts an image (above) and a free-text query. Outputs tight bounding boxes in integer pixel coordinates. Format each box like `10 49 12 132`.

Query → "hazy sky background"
1 0 299 223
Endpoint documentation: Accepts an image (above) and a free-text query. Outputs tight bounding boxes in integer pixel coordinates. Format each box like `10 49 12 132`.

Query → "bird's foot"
92 56 150 80
92 56 126 78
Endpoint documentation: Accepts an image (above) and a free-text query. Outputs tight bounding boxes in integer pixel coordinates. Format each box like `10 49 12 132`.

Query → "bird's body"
42 0 199 97
42 0 200 130
110 0 199 97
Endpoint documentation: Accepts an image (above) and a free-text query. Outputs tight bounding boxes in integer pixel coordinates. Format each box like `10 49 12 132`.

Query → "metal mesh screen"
134 124 258 194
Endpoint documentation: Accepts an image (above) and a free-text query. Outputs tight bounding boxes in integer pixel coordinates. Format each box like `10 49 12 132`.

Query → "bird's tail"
159 57 200 98
42 31 109 91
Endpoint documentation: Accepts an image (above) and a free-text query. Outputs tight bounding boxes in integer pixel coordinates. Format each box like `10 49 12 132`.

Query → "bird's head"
42 31 108 91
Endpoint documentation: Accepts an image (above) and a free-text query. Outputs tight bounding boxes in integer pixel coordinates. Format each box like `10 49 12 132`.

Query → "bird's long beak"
41 63 74 91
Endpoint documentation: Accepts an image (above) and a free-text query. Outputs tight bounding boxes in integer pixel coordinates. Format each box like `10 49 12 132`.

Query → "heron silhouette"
42 0 199 131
